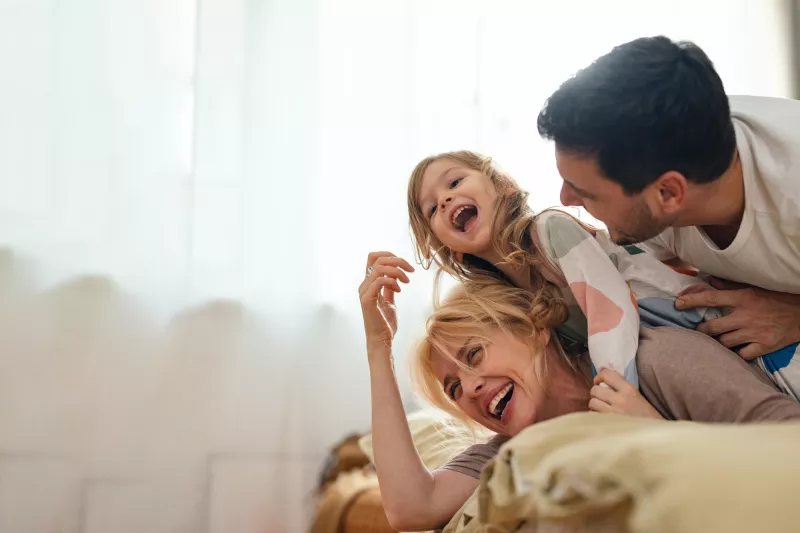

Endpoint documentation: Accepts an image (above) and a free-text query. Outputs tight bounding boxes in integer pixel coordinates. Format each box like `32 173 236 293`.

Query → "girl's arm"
359 252 478 531
537 212 641 384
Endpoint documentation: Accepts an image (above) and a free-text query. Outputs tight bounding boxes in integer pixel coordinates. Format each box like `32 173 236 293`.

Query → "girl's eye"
429 205 437 218
449 178 462 189
448 381 462 401
466 346 483 367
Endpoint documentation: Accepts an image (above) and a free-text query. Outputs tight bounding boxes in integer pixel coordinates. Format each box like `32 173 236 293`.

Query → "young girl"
407 150 799 399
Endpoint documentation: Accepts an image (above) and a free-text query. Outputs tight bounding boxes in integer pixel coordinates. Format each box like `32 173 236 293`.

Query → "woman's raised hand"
358 251 415 353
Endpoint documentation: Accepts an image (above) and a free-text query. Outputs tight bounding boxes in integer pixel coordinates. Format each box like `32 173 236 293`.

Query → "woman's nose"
462 374 485 399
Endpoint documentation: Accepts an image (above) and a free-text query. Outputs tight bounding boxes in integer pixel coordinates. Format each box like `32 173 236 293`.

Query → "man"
536 36 800 369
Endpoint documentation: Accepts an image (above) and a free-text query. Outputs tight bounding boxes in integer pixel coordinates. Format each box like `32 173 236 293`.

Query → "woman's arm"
368 348 479 530
359 252 478 531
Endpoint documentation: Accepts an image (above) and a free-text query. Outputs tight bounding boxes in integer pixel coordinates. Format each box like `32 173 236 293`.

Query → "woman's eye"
449 381 462 401
466 347 483 367
449 178 462 189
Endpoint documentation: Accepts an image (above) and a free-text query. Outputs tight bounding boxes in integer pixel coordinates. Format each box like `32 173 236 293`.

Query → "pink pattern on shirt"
569 281 624 335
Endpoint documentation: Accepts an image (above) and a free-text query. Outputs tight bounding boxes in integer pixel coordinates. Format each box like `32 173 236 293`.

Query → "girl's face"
416 158 499 258
429 327 551 436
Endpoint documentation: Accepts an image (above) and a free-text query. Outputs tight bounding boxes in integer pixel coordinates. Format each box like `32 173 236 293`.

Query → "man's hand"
675 277 800 359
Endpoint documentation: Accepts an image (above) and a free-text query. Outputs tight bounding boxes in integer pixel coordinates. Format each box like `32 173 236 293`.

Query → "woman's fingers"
359 265 410 296
375 264 411 283
359 254 415 299
366 251 396 271
361 276 401 305
366 252 415 274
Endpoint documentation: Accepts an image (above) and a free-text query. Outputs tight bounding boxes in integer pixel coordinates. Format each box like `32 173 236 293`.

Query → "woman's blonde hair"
409 276 569 428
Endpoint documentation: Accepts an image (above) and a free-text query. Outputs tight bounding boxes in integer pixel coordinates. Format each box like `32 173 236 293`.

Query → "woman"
359 251 800 532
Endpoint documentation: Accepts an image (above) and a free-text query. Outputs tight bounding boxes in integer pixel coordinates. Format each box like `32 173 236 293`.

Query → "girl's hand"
589 369 663 420
358 252 415 353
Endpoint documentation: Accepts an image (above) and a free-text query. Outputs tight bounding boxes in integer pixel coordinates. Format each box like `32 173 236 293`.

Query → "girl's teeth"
451 206 467 226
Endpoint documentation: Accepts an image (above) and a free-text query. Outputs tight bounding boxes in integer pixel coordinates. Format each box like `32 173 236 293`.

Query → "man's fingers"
675 289 739 310
677 283 713 298
738 343 770 360
696 315 742 337
717 330 751 350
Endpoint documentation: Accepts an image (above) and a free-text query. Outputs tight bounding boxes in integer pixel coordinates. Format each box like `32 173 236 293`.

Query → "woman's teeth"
489 383 513 417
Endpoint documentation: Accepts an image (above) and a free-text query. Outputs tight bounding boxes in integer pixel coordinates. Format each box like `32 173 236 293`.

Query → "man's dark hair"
537 36 736 194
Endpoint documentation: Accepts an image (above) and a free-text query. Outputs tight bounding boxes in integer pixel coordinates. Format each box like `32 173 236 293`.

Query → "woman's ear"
540 328 551 347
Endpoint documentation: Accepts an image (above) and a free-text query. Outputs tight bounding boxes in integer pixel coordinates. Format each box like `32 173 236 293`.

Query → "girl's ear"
453 251 464 262
504 187 519 198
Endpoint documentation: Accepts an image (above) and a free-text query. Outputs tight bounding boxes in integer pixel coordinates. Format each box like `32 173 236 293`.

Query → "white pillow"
358 409 493 471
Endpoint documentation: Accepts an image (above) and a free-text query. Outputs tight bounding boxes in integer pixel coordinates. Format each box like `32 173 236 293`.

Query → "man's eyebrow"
564 179 595 199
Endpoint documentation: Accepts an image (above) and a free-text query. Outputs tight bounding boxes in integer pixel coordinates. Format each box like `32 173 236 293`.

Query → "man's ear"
651 171 687 216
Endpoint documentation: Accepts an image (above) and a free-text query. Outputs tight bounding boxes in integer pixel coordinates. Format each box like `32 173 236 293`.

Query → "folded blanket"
445 412 800 533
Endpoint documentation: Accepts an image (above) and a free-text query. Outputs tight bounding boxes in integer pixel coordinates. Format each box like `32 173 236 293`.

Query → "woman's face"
416 158 498 258
429 327 551 436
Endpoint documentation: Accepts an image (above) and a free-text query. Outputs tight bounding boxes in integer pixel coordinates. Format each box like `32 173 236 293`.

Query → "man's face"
555 150 672 245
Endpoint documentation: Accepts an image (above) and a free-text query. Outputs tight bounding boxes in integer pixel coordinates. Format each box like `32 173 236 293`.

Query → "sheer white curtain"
0 0 792 531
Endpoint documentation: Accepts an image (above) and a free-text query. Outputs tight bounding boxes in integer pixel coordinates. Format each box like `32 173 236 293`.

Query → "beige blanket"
444 412 800 533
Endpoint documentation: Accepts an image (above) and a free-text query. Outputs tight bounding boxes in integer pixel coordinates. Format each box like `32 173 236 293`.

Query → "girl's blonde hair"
409 276 569 428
